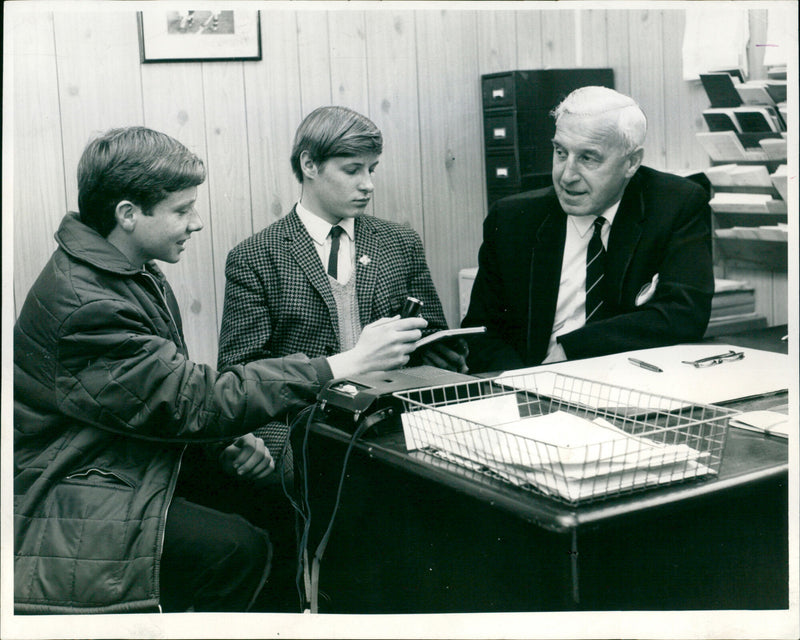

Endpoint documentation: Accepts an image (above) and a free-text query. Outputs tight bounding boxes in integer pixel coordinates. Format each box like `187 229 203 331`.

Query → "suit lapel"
284 207 339 334
354 216 379 327
527 201 567 363
606 172 645 305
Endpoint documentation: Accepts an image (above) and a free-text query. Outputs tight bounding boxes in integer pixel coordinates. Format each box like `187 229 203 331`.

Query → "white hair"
552 86 647 153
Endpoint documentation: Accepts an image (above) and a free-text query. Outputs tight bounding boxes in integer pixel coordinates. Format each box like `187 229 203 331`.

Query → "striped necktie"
327 225 344 279
585 216 607 323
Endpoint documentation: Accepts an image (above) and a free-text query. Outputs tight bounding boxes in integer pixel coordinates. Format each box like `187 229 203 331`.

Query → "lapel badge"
359 254 371 266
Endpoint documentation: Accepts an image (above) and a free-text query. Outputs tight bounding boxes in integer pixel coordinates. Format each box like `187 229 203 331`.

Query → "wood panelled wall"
9 6 765 367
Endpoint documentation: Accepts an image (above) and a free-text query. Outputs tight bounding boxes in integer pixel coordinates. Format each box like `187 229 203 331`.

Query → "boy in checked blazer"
217 106 464 495
218 105 466 383
215 106 461 608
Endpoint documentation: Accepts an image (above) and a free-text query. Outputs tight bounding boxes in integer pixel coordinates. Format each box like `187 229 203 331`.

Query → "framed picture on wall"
137 10 261 62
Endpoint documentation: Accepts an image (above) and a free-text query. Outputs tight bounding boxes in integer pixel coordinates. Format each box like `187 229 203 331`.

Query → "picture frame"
137 10 261 63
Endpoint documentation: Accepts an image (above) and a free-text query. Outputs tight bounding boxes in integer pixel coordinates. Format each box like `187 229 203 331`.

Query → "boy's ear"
299 150 319 180
114 201 138 232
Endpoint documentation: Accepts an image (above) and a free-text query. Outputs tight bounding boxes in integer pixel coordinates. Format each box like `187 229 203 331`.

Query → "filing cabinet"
482 68 614 208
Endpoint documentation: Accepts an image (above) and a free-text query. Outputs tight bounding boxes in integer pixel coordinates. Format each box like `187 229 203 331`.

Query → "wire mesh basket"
394 372 737 505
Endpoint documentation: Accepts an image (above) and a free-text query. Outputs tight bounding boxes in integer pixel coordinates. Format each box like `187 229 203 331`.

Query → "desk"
300 329 790 613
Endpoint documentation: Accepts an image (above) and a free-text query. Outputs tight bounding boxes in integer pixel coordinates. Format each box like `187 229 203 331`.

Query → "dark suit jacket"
463 166 714 373
218 207 448 368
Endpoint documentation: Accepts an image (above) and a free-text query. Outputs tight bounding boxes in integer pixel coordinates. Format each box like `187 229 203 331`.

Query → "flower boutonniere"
359 255 371 267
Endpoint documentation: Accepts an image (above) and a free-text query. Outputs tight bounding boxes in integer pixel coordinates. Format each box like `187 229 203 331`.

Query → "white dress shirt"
296 202 355 284
543 201 620 363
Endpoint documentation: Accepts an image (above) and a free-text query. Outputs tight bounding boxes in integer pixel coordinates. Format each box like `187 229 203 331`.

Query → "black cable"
308 418 371 613
279 403 318 608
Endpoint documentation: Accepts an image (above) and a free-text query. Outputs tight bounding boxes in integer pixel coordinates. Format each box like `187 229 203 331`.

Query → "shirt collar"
568 200 621 238
296 201 356 245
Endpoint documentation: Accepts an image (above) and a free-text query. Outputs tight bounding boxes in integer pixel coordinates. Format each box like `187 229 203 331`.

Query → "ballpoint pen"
627 357 663 373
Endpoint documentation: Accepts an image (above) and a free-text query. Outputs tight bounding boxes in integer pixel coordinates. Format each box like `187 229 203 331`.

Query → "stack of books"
705 279 763 336
709 191 786 214
710 278 756 319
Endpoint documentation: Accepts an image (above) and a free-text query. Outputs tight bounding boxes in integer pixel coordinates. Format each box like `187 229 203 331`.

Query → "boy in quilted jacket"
13 126 426 613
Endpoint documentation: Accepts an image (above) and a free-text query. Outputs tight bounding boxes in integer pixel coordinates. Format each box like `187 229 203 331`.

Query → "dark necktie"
585 216 607 323
327 225 344 279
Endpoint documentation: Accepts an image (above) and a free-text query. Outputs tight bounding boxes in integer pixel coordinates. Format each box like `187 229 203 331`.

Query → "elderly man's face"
551 112 641 217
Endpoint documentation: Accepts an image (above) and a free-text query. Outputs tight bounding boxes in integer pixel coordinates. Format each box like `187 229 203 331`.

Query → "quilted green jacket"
14 212 332 613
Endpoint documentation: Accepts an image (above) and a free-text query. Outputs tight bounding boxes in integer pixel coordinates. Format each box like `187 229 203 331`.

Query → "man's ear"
625 147 645 178
299 150 319 181
114 201 138 232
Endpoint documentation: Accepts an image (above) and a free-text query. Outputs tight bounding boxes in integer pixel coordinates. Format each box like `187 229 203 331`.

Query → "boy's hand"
419 338 469 373
219 434 275 483
328 316 427 377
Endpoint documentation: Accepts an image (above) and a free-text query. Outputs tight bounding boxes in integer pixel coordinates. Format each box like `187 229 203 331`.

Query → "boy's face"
130 187 203 265
303 153 380 225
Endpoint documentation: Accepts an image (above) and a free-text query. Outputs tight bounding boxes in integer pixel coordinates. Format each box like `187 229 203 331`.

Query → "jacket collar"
55 211 145 276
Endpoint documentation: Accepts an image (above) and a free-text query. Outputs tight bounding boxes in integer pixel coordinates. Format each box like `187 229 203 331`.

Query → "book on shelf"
770 165 788 201
736 107 782 133
700 72 743 108
758 137 787 161
764 81 787 104
752 224 789 241
765 199 787 214
704 312 767 337
713 277 750 293
704 164 772 188
702 109 740 132
703 107 782 134
709 191 775 213
766 66 786 80
715 225 788 241
735 81 775 106
710 284 755 319
696 131 767 162
710 303 756 320
712 287 755 309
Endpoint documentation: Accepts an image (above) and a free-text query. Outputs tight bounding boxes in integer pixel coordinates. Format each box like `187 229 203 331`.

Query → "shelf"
713 211 787 229
715 238 787 271
703 313 768 338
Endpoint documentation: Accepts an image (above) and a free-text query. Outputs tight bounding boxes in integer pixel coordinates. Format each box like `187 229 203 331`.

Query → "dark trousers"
159 496 272 612
160 445 300 613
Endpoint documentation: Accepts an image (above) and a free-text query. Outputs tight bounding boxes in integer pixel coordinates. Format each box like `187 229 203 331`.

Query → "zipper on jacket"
139 269 185 352
155 445 186 611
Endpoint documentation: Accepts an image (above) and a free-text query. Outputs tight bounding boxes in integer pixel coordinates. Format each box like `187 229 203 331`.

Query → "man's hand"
219 434 275 484
328 315 427 377
419 338 469 373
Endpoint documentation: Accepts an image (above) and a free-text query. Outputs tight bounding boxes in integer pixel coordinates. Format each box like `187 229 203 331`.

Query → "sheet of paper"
730 410 790 438
499 345 790 407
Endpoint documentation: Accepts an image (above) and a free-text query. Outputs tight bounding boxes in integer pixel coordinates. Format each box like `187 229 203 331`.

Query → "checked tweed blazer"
217 207 449 471
218 206 448 368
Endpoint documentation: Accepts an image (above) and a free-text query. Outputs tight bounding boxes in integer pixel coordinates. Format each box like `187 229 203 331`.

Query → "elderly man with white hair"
463 86 714 372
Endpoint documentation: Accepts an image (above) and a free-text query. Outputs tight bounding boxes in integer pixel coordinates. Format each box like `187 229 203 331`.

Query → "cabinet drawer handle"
492 88 505 99
495 167 509 178
493 127 507 140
